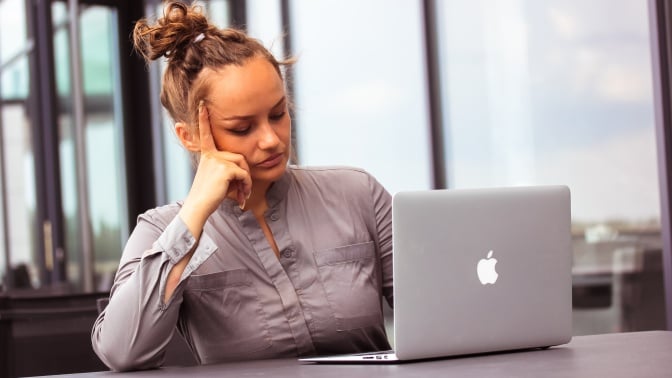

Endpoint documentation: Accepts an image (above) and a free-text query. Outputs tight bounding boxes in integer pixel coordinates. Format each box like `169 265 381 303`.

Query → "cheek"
279 118 292 143
211 130 244 154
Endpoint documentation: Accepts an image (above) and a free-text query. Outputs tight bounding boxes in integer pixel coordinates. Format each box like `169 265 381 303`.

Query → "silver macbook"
300 185 573 362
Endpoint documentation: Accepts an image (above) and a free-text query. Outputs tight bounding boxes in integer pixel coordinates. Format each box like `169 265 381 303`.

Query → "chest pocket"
182 269 272 362
314 241 383 331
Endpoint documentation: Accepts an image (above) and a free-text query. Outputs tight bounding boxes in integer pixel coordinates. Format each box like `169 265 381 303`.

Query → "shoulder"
288 165 376 187
286 165 388 203
136 202 183 230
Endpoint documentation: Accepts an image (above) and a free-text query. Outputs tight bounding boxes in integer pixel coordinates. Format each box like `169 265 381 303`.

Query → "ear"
175 122 200 152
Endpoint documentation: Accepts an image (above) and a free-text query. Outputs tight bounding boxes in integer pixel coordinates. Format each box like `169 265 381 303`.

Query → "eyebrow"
219 96 286 121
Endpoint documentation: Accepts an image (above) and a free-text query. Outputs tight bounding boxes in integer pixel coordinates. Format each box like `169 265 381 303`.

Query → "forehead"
202 57 285 115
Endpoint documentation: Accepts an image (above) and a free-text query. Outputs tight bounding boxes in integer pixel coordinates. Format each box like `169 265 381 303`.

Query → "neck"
244 180 272 215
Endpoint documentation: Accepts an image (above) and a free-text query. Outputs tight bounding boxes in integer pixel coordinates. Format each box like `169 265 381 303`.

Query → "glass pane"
205 0 230 29
0 134 4 285
53 4 129 291
247 0 284 58
0 103 38 289
52 1 80 288
161 109 193 203
437 0 665 334
1 0 38 289
81 6 128 291
0 0 29 99
289 0 432 194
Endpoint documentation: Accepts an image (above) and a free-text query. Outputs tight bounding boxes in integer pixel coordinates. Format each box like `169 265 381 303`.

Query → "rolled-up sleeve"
91 211 216 371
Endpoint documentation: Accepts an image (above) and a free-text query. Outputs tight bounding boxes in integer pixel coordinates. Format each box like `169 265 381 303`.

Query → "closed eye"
229 126 251 135
269 111 286 122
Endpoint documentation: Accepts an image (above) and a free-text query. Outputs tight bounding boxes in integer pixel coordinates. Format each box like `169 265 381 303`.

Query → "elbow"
92 335 131 372
100 354 140 372
92 328 160 372
94 343 160 372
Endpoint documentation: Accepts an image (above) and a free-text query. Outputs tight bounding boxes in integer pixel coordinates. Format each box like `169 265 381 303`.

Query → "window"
0 0 39 288
288 0 433 194
437 0 665 334
52 3 129 291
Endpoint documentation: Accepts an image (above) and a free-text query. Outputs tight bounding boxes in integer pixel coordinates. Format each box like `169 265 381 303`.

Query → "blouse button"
270 212 279 221
281 248 294 258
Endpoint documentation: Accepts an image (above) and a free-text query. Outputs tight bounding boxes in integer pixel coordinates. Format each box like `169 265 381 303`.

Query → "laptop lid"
392 185 572 360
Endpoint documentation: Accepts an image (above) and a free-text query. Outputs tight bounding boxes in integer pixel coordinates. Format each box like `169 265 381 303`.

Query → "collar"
219 167 293 215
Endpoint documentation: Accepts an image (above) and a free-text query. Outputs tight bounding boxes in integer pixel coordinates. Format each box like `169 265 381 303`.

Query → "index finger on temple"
198 100 217 152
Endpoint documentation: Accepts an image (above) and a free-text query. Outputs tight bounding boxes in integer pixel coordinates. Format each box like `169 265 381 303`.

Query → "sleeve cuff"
153 216 195 264
152 215 218 277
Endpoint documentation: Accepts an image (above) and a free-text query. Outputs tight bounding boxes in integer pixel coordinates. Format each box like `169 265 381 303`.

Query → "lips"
257 153 284 168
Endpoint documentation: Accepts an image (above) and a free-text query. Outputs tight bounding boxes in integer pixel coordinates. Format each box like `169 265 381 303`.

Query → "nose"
257 122 280 150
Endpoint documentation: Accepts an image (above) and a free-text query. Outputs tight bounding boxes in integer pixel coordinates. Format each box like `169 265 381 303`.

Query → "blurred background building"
0 0 671 376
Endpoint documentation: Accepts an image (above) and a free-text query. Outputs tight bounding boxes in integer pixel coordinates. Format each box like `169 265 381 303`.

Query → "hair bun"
133 1 209 63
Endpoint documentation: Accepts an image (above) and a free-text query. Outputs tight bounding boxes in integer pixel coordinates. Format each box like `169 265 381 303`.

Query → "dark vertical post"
118 0 157 226
280 0 298 164
143 0 168 207
230 0 247 30
422 0 447 189
648 0 672 330
0 20 12 287
29 0 67 286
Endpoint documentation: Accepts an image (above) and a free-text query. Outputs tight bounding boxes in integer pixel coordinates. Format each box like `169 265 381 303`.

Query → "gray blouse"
91 166 394 371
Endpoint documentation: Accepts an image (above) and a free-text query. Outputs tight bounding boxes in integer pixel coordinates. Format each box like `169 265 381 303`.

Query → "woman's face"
199 56 291 185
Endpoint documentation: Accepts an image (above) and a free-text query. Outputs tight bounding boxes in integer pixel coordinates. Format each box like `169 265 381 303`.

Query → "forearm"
162 207 207 303
92 254 184 371
92 214 216 371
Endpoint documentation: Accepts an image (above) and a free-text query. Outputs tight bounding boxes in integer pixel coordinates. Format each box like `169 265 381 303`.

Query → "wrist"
178 202 209 239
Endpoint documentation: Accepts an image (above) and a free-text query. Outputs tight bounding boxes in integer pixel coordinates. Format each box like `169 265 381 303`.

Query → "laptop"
300 185 573 363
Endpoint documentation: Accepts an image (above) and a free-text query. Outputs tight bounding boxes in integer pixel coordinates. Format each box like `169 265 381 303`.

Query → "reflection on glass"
54 4 128 291
437 0 664 334
0 104 38 289
1 0 38 289
0 147 4 283
289 0 432 194
81 6 127 291
0 0 29 99
53 1 81 288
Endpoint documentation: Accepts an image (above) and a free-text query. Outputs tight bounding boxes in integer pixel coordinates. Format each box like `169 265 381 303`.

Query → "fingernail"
239 200 246 210
198 100 203 112
246 190 252 200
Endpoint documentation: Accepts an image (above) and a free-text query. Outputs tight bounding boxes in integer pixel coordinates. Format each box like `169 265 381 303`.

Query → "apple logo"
477 250 499 285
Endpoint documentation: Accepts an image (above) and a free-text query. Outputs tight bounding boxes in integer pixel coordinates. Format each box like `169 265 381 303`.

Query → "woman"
92 1 393 371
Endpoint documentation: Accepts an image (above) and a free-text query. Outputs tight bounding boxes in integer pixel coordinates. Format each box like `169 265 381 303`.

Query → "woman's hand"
178 101 253 239
165 101 252 303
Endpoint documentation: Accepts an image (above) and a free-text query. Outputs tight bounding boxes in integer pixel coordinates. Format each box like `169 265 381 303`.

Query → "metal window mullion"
280 0 299 164
230 0 247 30
68 0 95 292
145 0 168 207
422 0 447 190
0 26 12 287
648 0 672 331
30 0 67 285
